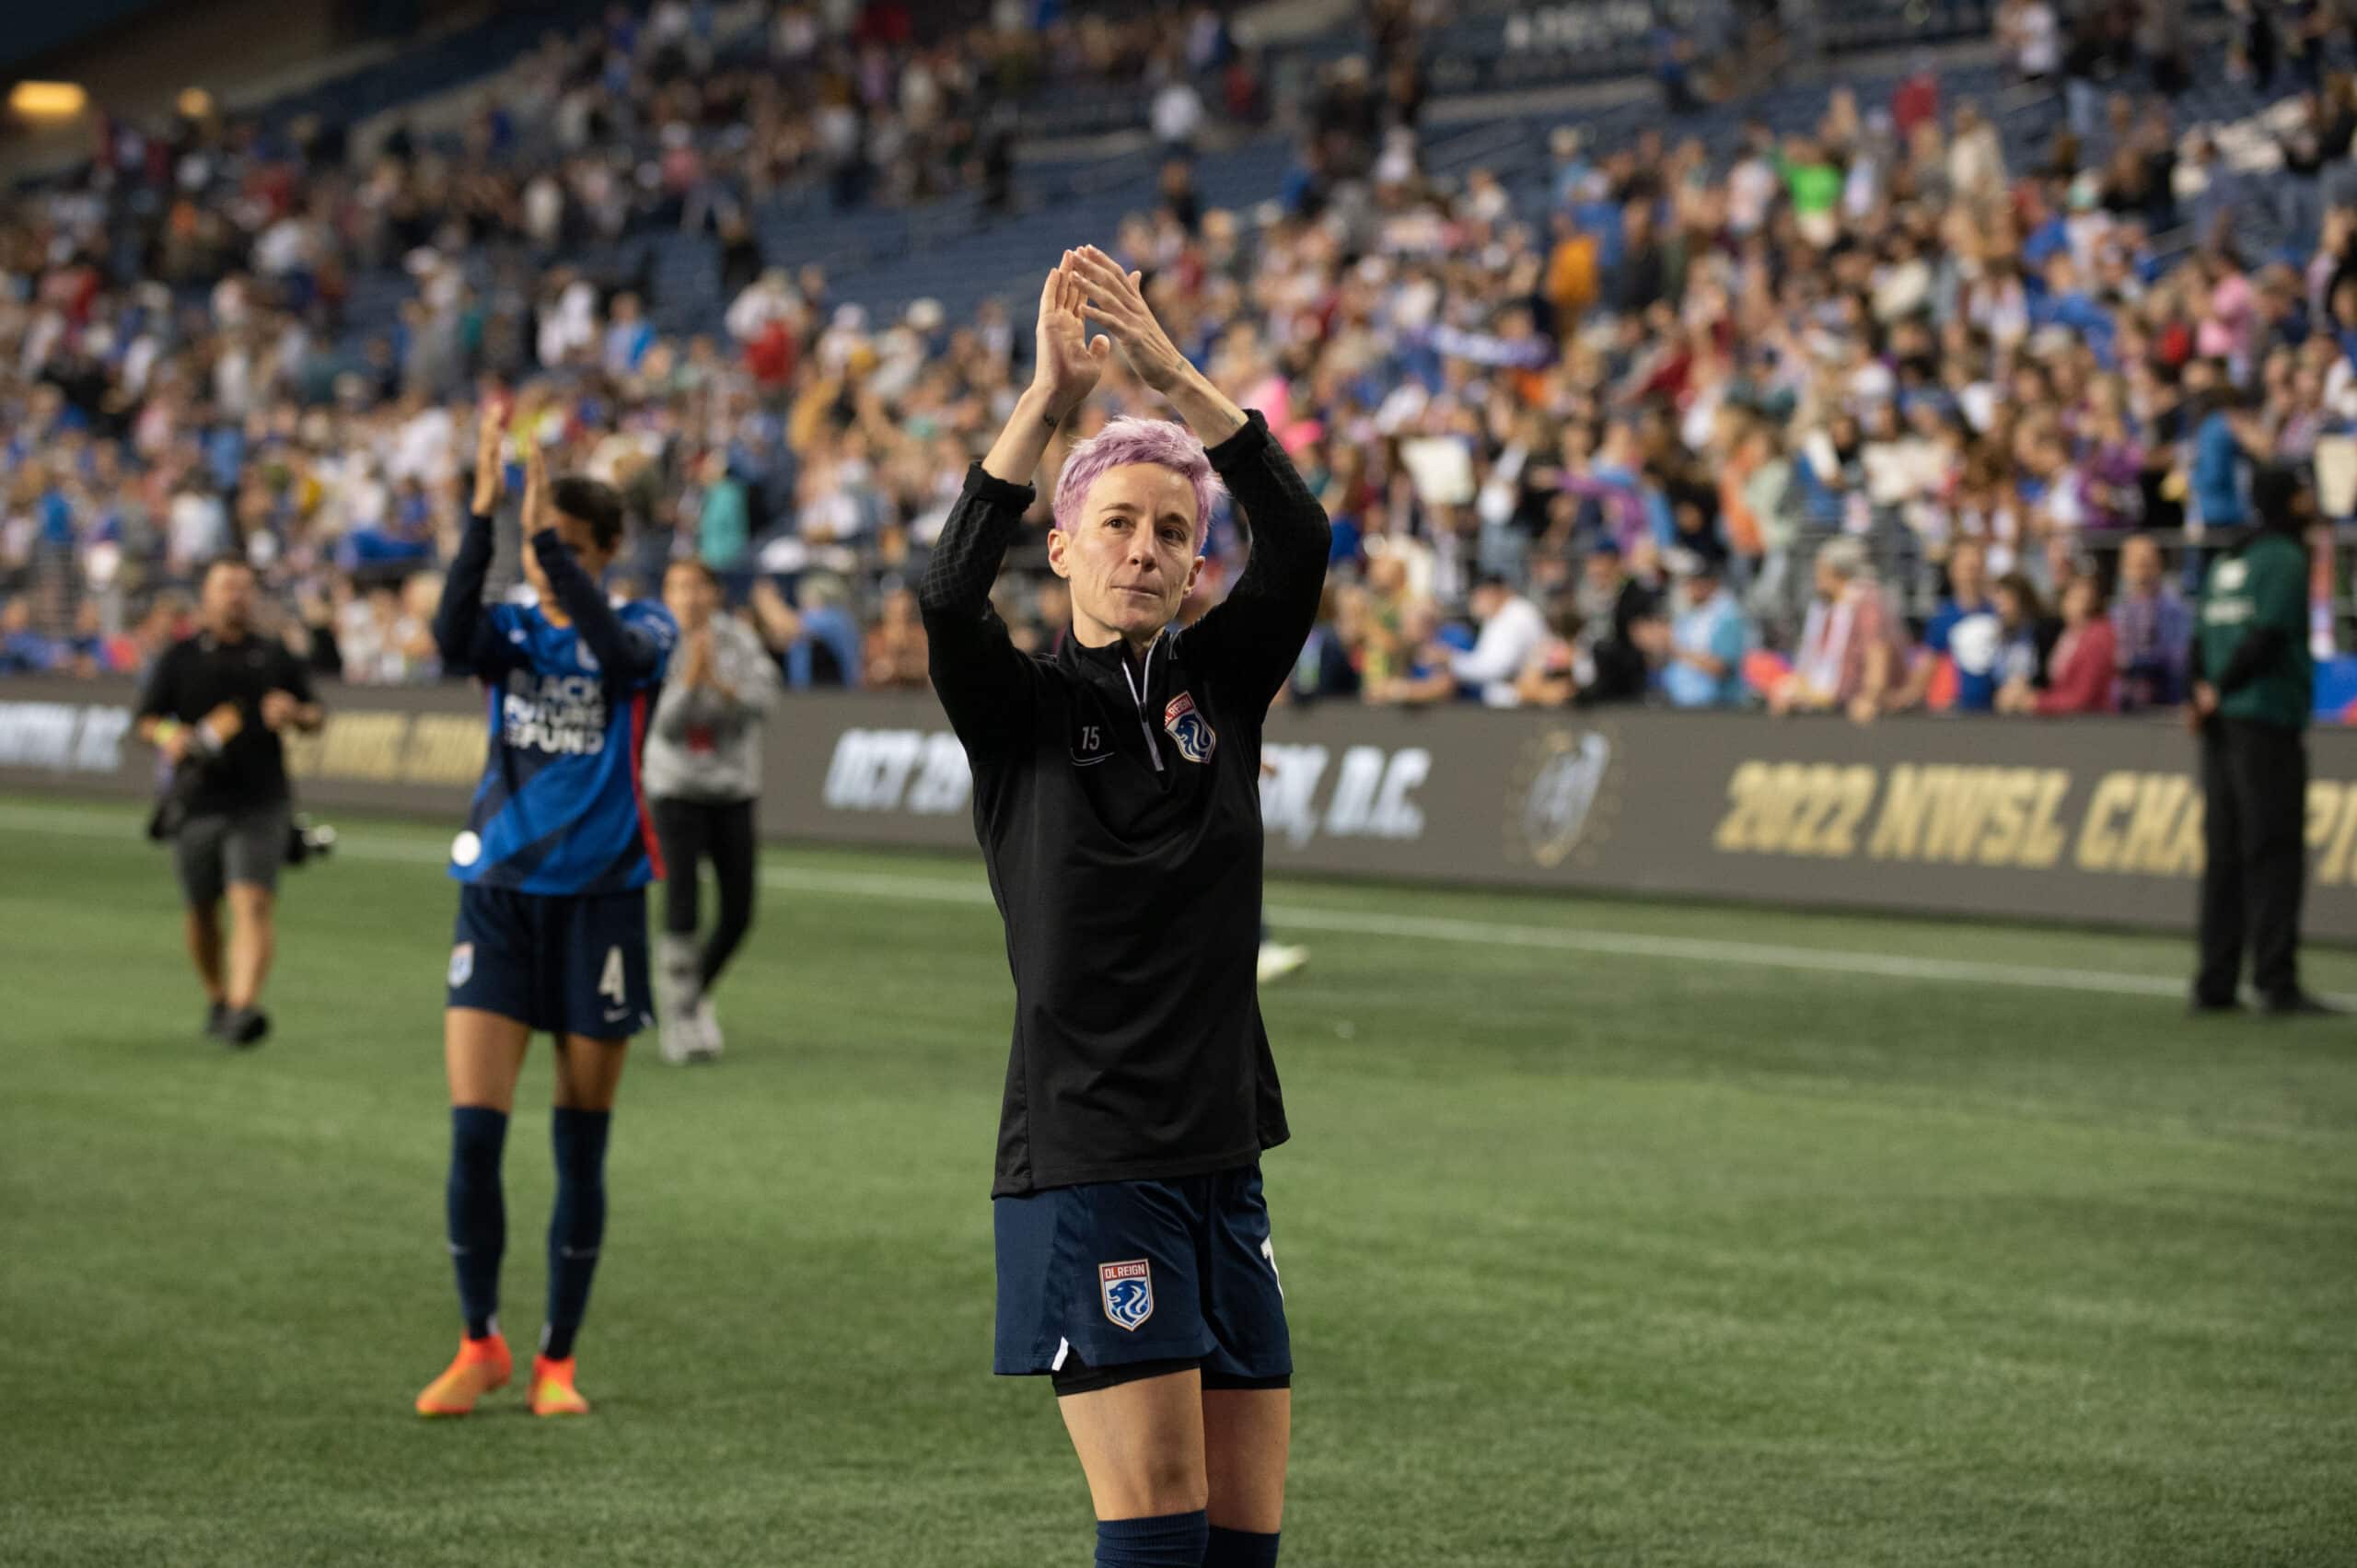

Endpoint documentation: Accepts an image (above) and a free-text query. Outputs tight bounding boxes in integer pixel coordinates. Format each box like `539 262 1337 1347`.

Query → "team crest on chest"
1099 1259 1155 1331
1162 691 1215 764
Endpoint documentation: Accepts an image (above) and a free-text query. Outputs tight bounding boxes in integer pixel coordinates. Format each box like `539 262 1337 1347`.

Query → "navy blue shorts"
993 1165 1290 1383
447 883 653 1039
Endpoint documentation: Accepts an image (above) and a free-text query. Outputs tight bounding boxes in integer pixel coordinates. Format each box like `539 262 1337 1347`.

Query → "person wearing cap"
2189 464 2337 1016
1661 552 1751 708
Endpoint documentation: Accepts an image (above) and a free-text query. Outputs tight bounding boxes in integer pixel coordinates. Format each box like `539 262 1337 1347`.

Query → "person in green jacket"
2189 464 2338 1016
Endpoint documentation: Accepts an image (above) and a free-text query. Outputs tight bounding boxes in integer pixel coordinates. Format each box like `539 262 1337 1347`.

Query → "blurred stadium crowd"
6 0 2357 720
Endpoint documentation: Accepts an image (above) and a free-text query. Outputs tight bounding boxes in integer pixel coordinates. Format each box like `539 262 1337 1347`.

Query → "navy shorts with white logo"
993 1165 1290 1383
447 883 652 1038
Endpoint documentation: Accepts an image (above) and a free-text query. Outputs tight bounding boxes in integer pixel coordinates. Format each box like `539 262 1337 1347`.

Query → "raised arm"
1067 244 1243 447
1183 412 1332 710
521 437 665 684
1063 246 1330 711
435 398 517 677
920 259 1106 754
531 531 662 681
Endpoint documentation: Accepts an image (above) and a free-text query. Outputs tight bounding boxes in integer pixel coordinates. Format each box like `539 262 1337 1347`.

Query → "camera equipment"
142 722 331 868
284 814 337 867
143 716 229 842
145 760 203 842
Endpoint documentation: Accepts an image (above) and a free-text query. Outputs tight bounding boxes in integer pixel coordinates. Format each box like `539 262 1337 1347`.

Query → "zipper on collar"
1118 633 1165 772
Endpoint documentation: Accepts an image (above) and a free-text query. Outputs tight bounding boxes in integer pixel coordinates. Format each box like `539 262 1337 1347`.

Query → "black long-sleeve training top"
919 410 1332 1197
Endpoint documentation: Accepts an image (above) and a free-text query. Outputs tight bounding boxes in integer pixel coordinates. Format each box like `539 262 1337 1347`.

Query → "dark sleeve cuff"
1202 409 1274 471
964 463 1037 508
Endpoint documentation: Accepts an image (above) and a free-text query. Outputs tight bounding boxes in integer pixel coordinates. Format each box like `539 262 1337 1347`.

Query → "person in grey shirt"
645 559 781 1063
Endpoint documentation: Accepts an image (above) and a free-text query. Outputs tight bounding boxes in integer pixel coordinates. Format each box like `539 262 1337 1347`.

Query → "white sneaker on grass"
689 997 724 1063
657 1005 701 1066
656 935 701 1065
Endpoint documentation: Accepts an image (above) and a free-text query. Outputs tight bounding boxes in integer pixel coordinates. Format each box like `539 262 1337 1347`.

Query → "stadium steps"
311 6 2333 351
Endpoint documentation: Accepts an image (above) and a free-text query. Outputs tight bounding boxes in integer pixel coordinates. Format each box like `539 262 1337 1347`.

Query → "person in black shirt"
134 556 325 1046
920 248 1329 1568
1575 540 1662 705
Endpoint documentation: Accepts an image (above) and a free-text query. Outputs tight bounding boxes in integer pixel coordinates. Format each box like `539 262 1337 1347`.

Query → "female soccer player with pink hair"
919 247 1329 1568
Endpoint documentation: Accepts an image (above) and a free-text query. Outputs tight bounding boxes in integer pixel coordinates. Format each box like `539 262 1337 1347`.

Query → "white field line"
0 804 2219 1002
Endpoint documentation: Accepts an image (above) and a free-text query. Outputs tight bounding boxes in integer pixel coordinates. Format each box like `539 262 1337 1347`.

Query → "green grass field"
2 792 2353 1568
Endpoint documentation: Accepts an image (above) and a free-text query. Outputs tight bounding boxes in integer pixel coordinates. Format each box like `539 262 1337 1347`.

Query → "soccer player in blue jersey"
414 402 678 1418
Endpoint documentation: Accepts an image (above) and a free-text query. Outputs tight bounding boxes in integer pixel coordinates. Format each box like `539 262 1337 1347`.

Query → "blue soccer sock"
1202 1525 1281 1566
445 1106 508 1340
541 1108 610 1361
1095 1511 1208 1568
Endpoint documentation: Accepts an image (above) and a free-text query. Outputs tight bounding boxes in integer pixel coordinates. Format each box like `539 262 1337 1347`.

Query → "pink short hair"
1052 416 1225 555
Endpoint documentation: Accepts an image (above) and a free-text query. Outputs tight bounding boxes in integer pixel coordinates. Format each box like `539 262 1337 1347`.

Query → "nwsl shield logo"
1099 1260 1155 1331
447 943 474 987
1162 692 1216 764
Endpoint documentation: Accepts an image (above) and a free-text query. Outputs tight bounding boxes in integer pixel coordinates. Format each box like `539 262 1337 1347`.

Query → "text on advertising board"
1712 759 2357 883
0 700 133 772
0 699 491 788
814 726 1437 846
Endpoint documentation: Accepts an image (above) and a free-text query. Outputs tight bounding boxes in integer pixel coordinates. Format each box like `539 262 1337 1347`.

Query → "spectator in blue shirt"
36 482 75 548
749 572 865 688
2187 377 2259 598
1549 126 1591 212
603 293 656 377
0 598 60 672
2035 254 2118 366
1661 555 1751 707
1904 537 1998 707
697 452 752 574
2190 380 2257 530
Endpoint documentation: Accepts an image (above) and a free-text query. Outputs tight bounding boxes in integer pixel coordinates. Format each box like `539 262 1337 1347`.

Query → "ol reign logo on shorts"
1098 1259 1155 1331
1162 691 1215 764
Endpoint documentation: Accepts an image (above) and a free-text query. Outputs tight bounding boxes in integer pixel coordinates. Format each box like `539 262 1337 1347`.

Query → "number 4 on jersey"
598 946 626 1005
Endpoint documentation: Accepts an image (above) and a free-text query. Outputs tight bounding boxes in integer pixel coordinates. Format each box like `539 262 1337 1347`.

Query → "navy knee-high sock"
542 1108 610 1361
1202 1526 1281 1566
1095 1511 1208 1568
446 1107 507 1340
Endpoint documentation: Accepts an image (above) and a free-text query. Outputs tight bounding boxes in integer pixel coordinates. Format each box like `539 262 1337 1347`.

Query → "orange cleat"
415 1334 512 1417
528 1354 590 1417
